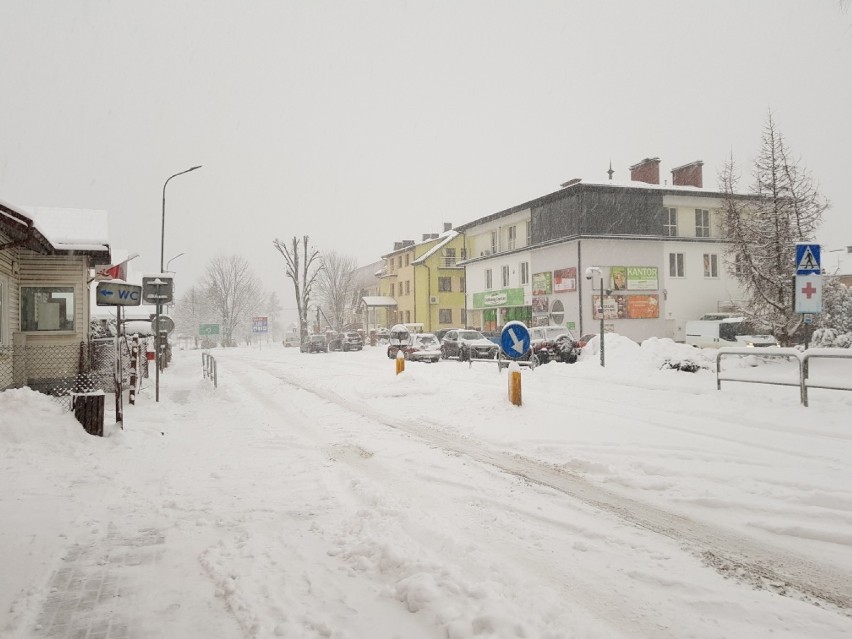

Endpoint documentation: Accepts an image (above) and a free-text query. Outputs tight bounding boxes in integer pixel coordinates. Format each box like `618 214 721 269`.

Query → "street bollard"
508 361 522 406
396 349 405 375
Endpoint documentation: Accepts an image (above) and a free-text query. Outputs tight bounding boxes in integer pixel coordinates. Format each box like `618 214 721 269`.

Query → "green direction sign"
199 324 220 336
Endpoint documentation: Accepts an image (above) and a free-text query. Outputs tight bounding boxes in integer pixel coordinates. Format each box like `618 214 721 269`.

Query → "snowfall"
1 335 851 639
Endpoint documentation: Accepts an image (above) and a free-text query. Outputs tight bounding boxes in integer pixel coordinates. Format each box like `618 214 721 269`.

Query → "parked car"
328 331 364 352
339 331 363 351
387 324 413 358
300 334 327 353
527 325 580 364
441 329 499 361
434 328 455 342
403 333 442 363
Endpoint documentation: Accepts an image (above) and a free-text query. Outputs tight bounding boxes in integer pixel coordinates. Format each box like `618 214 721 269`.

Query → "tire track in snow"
226 354 852 616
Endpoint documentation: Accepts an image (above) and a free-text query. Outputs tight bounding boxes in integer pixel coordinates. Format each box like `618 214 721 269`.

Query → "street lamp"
584 266 605 367
157 166 201 402
166 252 186 272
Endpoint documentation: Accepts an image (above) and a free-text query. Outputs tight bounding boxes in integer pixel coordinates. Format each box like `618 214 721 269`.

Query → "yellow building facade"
379 231 468 332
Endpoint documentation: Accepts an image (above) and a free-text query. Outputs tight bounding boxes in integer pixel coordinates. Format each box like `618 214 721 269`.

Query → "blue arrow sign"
500 321 531 360
99 289 114 297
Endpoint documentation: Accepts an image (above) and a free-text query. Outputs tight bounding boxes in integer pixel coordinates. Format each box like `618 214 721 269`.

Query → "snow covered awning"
361 296 397 307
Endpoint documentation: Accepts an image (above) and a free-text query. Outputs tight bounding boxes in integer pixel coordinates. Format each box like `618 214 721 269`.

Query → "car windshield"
459 330 485 341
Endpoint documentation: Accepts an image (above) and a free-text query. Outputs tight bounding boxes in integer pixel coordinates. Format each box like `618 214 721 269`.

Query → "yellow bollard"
508 362 522 406
396 350 405 375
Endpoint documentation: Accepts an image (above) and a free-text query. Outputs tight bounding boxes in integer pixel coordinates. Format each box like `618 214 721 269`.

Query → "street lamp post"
166 252 186 272
157 166 201 402
584 266 605 367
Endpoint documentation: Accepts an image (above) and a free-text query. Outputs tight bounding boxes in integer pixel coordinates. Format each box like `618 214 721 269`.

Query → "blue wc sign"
500 321 531 359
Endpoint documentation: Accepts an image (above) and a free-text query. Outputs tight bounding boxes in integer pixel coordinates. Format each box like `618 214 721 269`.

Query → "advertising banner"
553 267 577 292
531 296 549 313
626 295 660 319
472 288 525 308
592 295 624 320
531 272 553 296
626 266 658 290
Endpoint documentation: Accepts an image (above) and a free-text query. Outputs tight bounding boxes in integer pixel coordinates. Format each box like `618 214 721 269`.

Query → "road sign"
500 321 531 360
199 324 220 336
795 243 821 275
96 281 142 307
252 316 268 333
794 274 822 313
142 276 174 305
152 314 176 334
803 313 814 325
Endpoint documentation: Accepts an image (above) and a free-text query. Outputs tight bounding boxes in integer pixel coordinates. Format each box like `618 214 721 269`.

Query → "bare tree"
202 255 263 346
315 251 359 331
273 236 322 340
719 112 829 345
173 285 216 347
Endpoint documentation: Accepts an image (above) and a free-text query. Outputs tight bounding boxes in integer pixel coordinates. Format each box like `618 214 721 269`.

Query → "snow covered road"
2 338 852 638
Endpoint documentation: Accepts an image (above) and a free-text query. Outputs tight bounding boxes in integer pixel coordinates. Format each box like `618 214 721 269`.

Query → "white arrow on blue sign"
500 321 531 360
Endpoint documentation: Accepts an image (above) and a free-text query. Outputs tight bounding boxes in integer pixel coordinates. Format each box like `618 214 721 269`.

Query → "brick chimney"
443 222 453 232
671 161 703 188
629 157 661 185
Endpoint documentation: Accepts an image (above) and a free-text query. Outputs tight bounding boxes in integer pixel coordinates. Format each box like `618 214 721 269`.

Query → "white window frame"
664 207 678 237
485 269 493 289
520 261 529 285
703 253 719 278
669 253 685 278
695 209 710 238
490 231 497 254
501 265 510 287
507 226 517 251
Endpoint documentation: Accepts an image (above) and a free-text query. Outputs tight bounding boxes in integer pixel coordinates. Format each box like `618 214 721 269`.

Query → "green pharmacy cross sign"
199 324 220 336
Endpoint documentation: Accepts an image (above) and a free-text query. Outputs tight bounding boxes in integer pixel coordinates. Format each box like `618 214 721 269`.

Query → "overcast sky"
1 1 850 315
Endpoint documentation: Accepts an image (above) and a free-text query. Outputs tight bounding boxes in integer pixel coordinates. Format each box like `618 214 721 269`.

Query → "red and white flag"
94 259 129 281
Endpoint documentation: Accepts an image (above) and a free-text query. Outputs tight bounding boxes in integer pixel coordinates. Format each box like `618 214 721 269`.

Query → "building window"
405 281 410 295
390 283 395 297
485 269 493 289
405 253 410 266
703 253 718 278
406 311 411 323
490 231 497 253
695 209 710 237
438 277 452 292
439 308 452 324
664 207 678 237
525 221 531 245
501 265 510 287
507 226 517 250
398 256 402 268
669 253 685 278
734 253 746 276
459 277 465 293
520 261 529 285
21 286 76 331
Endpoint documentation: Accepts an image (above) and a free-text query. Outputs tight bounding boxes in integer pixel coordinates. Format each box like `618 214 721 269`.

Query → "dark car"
527 326 579 364
300 334 327 353
339 331 363 351
441 329 499 361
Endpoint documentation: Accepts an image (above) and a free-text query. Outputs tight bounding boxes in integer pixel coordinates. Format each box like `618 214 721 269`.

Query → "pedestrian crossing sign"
795 243 821 275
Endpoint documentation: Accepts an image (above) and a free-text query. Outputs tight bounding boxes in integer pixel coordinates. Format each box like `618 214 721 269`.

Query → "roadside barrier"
716 347 852 407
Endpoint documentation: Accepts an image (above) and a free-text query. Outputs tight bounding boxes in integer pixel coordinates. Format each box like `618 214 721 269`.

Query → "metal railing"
202 352 218 388
716 347 852 407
